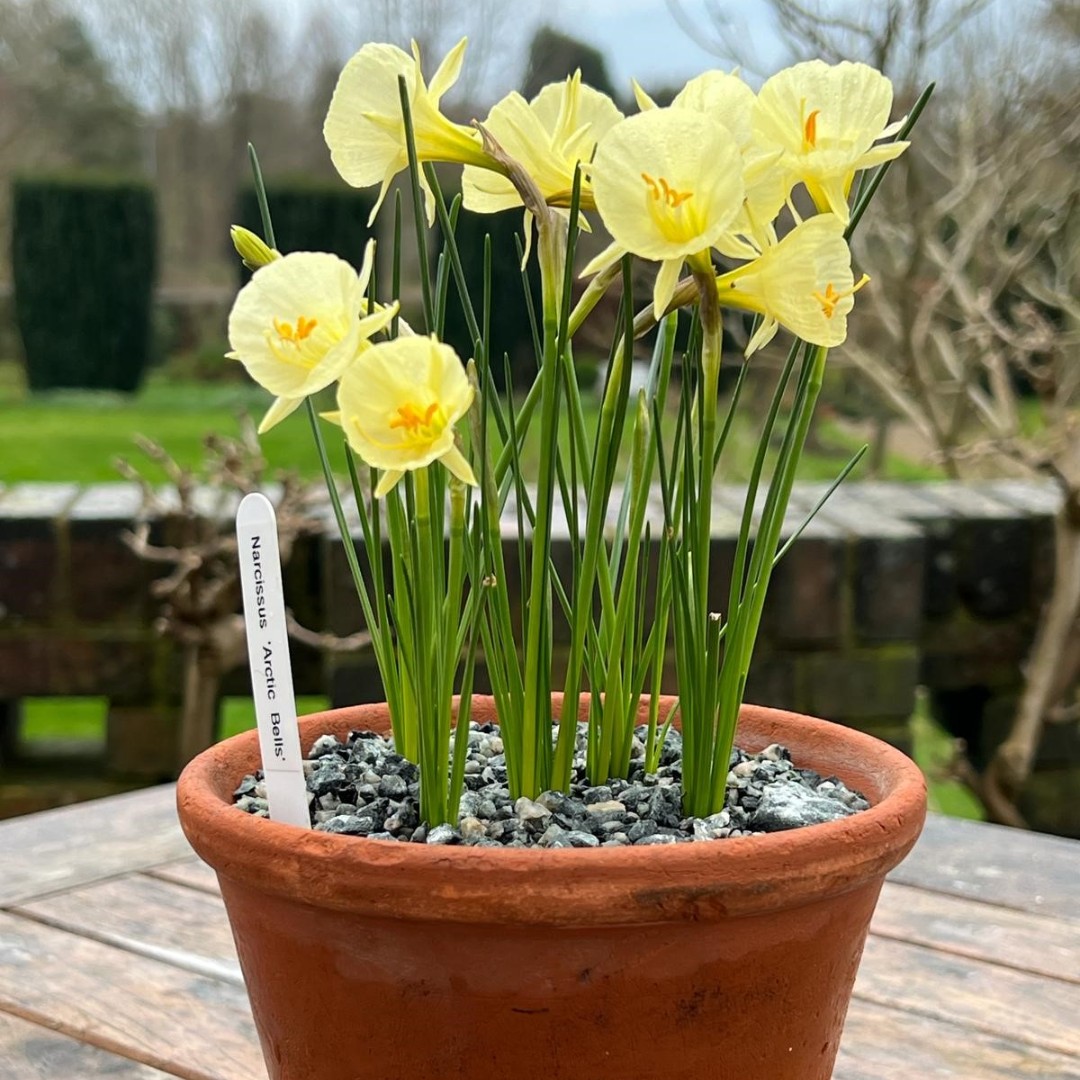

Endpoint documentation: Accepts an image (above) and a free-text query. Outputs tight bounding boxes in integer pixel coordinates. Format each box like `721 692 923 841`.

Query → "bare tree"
117 421 369 765
671 0 1080 827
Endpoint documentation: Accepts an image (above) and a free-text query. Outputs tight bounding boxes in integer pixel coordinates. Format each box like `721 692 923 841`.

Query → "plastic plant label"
235 492 310 828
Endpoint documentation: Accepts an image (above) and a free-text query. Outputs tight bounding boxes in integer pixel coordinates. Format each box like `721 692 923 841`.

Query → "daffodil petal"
440 443 478 487
580 240 625 279
591 107 744 262
258 395 304 434
653 257 683 318
374 469 406 498
672 70 756 148
632 79 658 112
428 36 467 103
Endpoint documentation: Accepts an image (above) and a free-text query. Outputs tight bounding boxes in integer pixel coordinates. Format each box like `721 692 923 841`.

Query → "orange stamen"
643 173 693 208
389 402 441 433
274 315 318 344
804 108 821 148
814 274 870 318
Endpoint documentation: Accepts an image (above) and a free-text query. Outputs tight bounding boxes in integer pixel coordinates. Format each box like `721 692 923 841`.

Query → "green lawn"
18 694 984 820
0 361 327 484
0 358 938 487
20 696 330 744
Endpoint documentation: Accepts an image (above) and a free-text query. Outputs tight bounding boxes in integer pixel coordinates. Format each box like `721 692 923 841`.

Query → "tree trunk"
178 643 222 767
983 501 1080 824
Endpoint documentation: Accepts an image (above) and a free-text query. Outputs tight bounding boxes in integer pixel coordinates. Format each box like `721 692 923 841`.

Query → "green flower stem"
553 274 633 789
709 345 829 813
438 475 471 823
674 262 724 819
519 218 565 798
410 466 443 823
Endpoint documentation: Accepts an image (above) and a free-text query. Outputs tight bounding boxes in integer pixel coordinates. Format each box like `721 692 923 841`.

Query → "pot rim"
177 696 926 925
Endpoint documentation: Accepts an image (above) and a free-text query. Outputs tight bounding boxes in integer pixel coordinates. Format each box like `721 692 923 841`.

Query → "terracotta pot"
178 696 926 1080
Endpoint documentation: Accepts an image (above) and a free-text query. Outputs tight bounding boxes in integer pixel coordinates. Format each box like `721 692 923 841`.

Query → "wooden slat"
838 998 1080 1079
873 881 1080 983
890 814 1080 920
146 856 220 895
0 1011 175 1078
855 935 1080 1057
15 875 241 984
0 786 188 907
0 912 263 1080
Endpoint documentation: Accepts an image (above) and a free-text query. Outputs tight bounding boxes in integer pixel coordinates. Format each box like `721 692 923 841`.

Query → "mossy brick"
0 483 79 623
1017 767 1080 839
914 483 1034 619
0 699 19 767
799 488 925 642
743 653 797 711
282 533 323 635
842 714 913 753
0 636 161 697
762 530 846 646
980 693 1080 770
836 482 959 620
105 703 182 778
67 484 154 623
320 530 378 637
981 479 1060 606
327 654 388 709
801 649 919 722
919 616 1031 693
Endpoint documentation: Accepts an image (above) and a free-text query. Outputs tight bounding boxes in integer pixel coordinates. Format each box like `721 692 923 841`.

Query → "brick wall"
0 479 1076 834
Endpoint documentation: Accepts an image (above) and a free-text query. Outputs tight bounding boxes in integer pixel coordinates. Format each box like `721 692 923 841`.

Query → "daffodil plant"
225 37 928 824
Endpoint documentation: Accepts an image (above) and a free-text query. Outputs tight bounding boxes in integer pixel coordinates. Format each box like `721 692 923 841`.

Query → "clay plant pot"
177 696 926 1080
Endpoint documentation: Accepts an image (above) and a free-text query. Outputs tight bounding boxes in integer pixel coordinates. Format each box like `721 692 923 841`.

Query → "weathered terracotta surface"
177 697 927 1080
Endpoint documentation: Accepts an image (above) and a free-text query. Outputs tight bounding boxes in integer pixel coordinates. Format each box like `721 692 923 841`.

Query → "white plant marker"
236 492 310 827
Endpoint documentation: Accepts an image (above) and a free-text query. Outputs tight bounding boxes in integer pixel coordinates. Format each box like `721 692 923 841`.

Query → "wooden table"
0 787 1076 1079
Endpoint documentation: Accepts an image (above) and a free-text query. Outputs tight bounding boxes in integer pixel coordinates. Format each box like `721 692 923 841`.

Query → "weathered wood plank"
838 998 1080 1079
874 881 1080 983
145 856 220 895
889 814 1080 920
855 935 1080 1057
15 875 241 984
0 912 263 1080
0 1011 176 1078
0 786 188 907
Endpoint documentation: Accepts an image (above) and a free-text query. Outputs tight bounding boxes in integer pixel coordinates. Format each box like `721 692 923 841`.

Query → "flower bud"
230 225 279 271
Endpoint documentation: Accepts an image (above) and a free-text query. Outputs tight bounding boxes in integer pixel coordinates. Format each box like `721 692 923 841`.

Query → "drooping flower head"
227 245 395 433
462 71 623 216
590 106 744 315
714 214 866 355
324 38 494 225
335 335 477 497
752 60 908 223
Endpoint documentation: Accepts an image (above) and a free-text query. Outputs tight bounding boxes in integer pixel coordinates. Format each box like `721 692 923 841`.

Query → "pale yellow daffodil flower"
714 214 866 355
324 38 494 226
752 59 908 224
226 244 396 434
635 71 790 259
462 71 623 216
589 107 744 316
333 335 477 498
